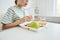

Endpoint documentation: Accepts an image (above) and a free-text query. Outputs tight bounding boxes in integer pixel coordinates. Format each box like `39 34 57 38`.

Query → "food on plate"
25 24 30 27
39 21 46 27
24 21 46 29
29 21 39 29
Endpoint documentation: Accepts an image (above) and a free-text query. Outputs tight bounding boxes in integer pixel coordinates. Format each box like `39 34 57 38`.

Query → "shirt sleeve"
1 8 15 24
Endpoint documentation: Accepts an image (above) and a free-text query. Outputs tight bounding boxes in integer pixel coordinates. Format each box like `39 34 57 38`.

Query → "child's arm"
2 16 32 30
2 18 25 30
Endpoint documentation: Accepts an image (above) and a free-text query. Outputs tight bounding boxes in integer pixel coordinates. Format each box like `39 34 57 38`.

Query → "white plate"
19 21 45 32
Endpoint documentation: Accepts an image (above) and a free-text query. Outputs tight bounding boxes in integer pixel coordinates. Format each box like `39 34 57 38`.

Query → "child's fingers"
23 16 32 21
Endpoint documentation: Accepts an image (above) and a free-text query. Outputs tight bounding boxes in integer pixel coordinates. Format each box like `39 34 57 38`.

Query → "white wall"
36 0 56 16
0 0 36 13
0 0 15 13
0 0 57 17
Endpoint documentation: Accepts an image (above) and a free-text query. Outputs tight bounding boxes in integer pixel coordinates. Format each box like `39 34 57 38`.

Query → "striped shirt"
1 5 31 29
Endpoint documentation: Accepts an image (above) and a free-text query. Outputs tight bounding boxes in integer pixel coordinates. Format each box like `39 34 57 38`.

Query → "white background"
0 0 58 16
0 0 36 12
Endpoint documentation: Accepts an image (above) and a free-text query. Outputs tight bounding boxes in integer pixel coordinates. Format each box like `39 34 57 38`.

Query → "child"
1 0 32 30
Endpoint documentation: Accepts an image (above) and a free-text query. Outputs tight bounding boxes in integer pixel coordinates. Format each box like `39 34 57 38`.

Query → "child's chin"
21 5 27 7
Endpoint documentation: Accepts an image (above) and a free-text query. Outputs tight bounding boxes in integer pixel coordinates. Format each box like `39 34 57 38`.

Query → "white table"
0 22 60 40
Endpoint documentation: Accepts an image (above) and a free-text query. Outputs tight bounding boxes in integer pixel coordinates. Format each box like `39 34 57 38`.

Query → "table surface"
0 22 60 40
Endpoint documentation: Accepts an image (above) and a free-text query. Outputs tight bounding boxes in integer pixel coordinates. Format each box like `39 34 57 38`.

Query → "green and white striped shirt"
1 5 31 29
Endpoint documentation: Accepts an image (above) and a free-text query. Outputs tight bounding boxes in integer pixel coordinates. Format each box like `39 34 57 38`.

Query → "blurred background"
0 0 60 24
0 0 60 40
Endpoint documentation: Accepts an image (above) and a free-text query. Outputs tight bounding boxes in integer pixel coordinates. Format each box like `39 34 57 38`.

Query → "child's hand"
34 17 40 21
24 16 32 22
